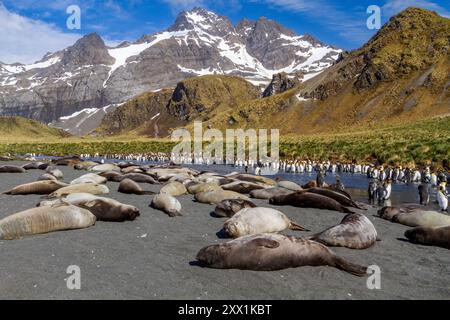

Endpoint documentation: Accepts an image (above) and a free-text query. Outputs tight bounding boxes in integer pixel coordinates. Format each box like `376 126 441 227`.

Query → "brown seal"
214 199 257 218
302 188 366 210
118 179 155 195
196 233 368 276
0 165 26 173
405 226 450 249
270 192 354 214
4 180 68 195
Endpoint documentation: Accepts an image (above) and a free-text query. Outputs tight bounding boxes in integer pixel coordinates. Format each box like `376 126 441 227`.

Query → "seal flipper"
140 191 156 195
333 256 368 277
248 238 280 249
342 207 355 214
167 210 182 218
289 221 310 232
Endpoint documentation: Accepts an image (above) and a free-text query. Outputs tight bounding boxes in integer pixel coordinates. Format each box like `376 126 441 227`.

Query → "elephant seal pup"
405 226 450 249
53 193 140 222
160 181 187 197
392 210 450 228
310 213 378 249
99 171 123 181
195 190 250 205
151 194 182 217
224 208 309 238
196 233 368 276
277 180 303 191
89 164 120 173
302 188 366 210
188 183 222 195
74 161 100 170
250 187 292 200
118 179 155 195
377 206 422 221
0 204 96 240
70 173 107 185
221 181 266 194
49 183 109 198
270 192 354 214
4 180 68 195
378 206 450 227
22 162 48 170
116 173 157 184
214 199 257 218
0 165 26 173
46 167 63 179
228 174 276 186
38 173 58 181
121 166 143 174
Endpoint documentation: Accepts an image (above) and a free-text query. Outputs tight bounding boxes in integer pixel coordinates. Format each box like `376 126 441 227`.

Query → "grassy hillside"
0 116 70 142
98 75 260 137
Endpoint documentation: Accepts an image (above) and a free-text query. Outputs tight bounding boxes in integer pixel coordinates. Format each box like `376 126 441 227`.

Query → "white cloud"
0 3 80 64
383 0 450 18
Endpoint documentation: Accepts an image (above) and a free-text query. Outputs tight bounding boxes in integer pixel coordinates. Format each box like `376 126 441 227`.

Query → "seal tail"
289 221 310 232
3 190 12 195
333 256 368 277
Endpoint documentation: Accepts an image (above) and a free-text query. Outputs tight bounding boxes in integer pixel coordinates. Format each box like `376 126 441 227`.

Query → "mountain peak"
168 7 233 36
61 32 114 66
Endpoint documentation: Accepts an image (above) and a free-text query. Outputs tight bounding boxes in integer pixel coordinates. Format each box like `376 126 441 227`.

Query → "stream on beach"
34 155 447 210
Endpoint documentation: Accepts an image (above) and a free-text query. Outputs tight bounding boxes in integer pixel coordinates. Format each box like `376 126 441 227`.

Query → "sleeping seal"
270 192 354 214
0 204 96 240
249 187 292 200
276 180 303 191
405 226 450 249
0 165 26 173
115 173 157 184
187 183 222 195
379 207 450 228
195 190 250 205
49 183 110 198
151 194 182 217
301 188 365 210
70 173 107 185
223 208 309 238
99 171 123 181
38 173 58 181
46 167 64 179
118 179 155 195
4 180 68 195
45 193 140 222
196 233 368 276
310 213 378 249
221 181 266 194
160 181 187 197
214 199 257 218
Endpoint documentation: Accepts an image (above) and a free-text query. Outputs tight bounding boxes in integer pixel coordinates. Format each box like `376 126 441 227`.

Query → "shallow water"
36 156 447 209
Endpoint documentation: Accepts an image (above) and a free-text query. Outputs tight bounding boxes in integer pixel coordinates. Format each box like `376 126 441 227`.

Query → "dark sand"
0 162 448 300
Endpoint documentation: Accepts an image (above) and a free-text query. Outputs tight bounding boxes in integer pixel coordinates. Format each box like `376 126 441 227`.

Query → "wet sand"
0 162 449 300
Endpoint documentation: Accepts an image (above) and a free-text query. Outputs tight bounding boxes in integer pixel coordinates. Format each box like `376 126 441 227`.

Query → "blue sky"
0 0 449 64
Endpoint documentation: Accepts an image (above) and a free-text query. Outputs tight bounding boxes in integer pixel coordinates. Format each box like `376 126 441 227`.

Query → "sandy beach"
0 161 448 300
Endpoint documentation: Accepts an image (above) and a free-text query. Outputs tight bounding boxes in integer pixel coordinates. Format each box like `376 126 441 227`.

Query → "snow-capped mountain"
0 7 341 132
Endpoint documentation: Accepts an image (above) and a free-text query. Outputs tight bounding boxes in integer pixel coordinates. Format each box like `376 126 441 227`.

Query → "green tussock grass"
0 116 448 167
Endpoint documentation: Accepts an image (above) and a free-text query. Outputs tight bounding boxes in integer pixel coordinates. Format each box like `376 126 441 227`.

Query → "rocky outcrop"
263 73 302 97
